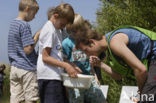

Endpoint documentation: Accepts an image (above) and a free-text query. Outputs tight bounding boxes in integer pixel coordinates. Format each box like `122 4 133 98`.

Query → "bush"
95 0 156 102
1 64 10 103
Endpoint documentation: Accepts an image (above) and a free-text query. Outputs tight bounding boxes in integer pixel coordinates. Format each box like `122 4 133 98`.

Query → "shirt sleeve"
42 29 56 49
62 38 72 60
20 23 34 47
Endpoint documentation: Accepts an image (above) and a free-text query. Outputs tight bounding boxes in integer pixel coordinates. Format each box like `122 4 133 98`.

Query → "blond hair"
66 14 92 34
19 0 39 12
66 14 85 34
47 3 74 24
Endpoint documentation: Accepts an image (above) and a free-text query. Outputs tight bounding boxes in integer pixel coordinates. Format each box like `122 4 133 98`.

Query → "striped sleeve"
20 23 34 47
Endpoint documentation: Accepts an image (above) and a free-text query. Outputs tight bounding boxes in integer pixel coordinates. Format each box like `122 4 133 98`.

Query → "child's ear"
53 13 59 19
89 39 95 44
89 39 95 47
24 6 30 12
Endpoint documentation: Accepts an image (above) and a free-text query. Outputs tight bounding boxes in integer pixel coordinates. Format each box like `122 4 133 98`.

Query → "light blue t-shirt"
105 28 156 60
62 38 90 74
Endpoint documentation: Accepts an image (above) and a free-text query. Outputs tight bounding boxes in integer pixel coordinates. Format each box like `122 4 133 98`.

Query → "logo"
56 45 62 51
123 91 154 102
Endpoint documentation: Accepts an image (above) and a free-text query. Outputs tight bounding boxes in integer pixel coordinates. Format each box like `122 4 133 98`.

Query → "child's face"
25 10 37 22
53 18 68 29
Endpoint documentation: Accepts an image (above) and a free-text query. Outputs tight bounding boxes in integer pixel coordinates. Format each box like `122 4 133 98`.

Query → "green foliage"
96 0 156 34
96 0 156 102
101 71 137 103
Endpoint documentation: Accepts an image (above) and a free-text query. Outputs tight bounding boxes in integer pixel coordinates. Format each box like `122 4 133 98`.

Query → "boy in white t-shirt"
37 3 82 103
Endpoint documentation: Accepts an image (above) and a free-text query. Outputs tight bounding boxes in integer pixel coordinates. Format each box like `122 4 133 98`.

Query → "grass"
101 71 137 103
1 64 137 103
1 64 40 103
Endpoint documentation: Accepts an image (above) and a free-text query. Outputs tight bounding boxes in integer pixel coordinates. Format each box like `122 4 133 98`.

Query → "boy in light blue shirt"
62 14 107 103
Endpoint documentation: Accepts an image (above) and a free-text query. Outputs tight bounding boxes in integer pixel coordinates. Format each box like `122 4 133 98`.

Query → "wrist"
99 61 103 68
96 61 102 67
34 31 40 42
33 36 39 43
62 62 69 70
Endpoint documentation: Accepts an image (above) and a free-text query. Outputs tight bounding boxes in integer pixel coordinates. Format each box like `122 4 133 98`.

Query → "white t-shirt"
37 21 65 80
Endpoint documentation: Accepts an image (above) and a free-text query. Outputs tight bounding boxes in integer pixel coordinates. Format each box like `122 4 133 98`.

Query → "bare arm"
100 62 122 80
110 33 147 92
24 30 40 55
90 56 122 80
42 47 81 78
63 59 82 74
90 64 101 85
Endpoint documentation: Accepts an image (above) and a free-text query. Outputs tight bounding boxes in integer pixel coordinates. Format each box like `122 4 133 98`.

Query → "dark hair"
75 29 103 48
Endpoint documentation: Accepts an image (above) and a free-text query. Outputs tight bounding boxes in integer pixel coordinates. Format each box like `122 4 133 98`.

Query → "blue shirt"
105 28 156 60
8 19 38 71
62 38 90 74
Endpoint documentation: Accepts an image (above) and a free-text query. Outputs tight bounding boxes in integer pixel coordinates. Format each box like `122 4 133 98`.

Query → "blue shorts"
68 78 106 103
38 80 67 103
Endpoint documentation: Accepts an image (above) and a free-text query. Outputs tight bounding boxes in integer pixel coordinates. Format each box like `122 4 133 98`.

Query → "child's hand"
97 80 101 86
89 56 101 67
71 65 82 76
74 66 82 74
64 63 82 78
70 63 82 73
33 30 41 43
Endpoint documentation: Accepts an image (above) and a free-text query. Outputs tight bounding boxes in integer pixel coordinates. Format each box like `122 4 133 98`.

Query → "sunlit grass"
101 70 137 103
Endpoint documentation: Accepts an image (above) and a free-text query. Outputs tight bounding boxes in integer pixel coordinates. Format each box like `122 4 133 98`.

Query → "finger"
75 67 82 73
73 73 78 78
69 74 73 78
70 74 76 78
89 58 92 62
77 69 82 73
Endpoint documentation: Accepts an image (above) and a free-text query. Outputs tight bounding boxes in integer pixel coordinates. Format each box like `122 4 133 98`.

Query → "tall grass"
101 71 137 103
1 64 10 103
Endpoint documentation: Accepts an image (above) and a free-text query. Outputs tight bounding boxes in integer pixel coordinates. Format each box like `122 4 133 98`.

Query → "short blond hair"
19 0 39 12
47 3 74 24
66 14 91 35
66 14 84 34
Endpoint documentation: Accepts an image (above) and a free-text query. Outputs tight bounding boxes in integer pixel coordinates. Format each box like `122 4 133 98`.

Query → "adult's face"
78 42 100 56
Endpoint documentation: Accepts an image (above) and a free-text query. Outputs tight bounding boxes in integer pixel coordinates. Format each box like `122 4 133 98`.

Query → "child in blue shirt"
62 14 107 103
8 0 40 103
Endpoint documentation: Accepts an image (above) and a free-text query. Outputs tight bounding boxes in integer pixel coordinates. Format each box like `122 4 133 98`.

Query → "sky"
0 0 101 64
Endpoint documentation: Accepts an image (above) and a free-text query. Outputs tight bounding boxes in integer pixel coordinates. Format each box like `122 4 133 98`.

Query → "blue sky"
0 0 101 64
